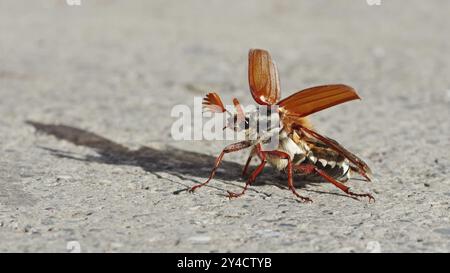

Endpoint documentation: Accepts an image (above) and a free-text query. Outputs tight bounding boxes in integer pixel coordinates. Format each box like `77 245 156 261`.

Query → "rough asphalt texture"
1 0 449 252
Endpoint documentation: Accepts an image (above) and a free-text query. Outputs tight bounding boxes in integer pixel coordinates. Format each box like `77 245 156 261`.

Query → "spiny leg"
228 144 265 198
242 146 264 177
314 167 375 202
230 150 313 202
267 150 312 203
189 140 252 193
242 147 256 177
295 163 374 202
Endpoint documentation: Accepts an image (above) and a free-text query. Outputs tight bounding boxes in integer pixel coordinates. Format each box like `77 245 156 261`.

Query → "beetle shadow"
26 121 351 199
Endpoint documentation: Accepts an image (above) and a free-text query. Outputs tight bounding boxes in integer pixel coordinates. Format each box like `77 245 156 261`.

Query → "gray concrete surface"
0 0 449 252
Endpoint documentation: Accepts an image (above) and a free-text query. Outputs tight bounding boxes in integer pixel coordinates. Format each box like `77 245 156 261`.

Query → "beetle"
189 49 374 203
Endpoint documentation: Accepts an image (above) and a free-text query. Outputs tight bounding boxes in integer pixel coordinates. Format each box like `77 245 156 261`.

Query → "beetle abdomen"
297 145 351 182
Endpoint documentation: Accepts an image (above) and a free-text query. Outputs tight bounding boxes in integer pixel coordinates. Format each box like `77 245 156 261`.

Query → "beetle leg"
264 151 312 203
230 150 313 203
314 167 375 202
242 147 256 177
228 144 265 198
242 145 264 177
295 163 374 202
189 140 253 193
